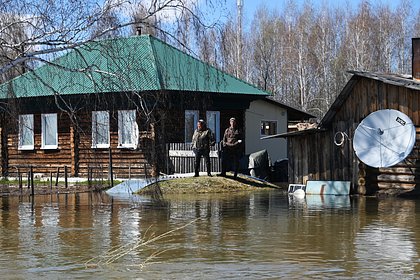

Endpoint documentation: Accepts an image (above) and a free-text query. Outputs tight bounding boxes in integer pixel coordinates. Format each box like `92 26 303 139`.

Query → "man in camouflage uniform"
219 117 242 178
192 119 215 177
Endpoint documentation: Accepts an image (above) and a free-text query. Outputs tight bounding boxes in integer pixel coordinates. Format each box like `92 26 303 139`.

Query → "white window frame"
118 110 138 149
41 113 58 149
260 120 278 136
92 111 110 149
18 114 34 150
206 111 220 142
185 110 199 143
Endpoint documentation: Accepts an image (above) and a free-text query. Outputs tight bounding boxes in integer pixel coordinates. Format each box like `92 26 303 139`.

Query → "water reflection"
355 223 417 276
0 191 418 279
288 194 351 209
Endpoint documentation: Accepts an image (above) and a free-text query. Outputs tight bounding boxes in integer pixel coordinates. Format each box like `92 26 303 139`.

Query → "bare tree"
0 0 224 77
238 0 420 117
393 0 415 74
218 20 238 75
0 13 28 82
249 6 278 92
90 3 122 39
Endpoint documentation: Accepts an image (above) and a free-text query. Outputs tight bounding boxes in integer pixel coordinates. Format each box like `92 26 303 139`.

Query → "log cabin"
266 38 420 197
0 35 312 180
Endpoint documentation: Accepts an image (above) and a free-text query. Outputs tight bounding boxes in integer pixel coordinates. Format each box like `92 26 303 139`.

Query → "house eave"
260 127 326 139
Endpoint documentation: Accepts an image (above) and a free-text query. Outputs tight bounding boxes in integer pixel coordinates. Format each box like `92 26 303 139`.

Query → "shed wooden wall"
289 76 420 196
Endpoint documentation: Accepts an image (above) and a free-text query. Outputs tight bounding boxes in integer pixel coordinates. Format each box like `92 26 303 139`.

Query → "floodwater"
0 190 419 279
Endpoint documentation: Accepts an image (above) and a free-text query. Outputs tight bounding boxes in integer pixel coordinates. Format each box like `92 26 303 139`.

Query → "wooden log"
375 174 417 183
365 171 420 183
378 167 420 174
376 182 416 190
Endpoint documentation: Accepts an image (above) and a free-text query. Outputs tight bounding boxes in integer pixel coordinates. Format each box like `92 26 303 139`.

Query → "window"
261 120 277 136
92 111 110 148
18 114 34 150
118 110 138 148
41 113 58 149
206 111 220 142
185 110 199 143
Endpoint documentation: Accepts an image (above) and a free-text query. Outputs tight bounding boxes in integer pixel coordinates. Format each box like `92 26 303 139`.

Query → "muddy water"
0 191 419 279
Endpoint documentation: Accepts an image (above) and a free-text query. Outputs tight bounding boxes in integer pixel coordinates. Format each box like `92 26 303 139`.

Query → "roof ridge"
146 35 164 90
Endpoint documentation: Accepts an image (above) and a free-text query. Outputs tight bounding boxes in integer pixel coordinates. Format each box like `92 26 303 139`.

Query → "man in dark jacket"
219 117 242 178
192 119 215 177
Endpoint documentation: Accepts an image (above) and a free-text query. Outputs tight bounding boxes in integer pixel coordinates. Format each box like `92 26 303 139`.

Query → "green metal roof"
0 35 269 98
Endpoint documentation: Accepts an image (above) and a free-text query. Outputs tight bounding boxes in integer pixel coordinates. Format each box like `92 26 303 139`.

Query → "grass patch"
137 174 280 195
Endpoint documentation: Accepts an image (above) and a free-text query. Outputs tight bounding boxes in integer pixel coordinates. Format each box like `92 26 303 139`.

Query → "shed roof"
263 97 315 121
262 70 420 139
319 71 420 127
0 35 269 98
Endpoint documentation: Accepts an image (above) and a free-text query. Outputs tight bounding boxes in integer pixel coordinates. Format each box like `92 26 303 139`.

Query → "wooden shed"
283 72 420 196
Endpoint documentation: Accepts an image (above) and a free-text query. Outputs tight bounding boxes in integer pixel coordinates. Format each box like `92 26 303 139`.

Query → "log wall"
4 110 155 179
0 91 251 181
7 112 74 176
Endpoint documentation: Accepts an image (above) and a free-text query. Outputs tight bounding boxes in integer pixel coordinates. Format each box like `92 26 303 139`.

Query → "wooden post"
108 148 114 188
27 171 30 189
55 167 60 187
166 143 169 175
50 171 53 190
0 127 2 176
19 173 22 191
70 123 79 177
64 165 68 188
88 166 91 186
18 168 22 190
30 165 34 196
0 127 7 177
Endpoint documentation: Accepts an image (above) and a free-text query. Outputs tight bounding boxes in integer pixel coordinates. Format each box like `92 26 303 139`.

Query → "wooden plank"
374 174 417 183
376 182 416 190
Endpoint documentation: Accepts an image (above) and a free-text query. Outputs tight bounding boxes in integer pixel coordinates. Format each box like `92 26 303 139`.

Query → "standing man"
192 119 215 177
220 117 242 178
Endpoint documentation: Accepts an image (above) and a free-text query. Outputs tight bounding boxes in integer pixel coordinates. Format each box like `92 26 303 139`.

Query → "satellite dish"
353 109 416 168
